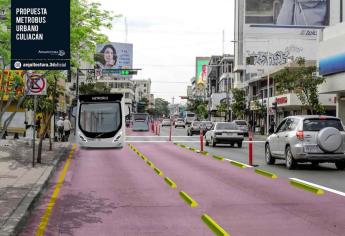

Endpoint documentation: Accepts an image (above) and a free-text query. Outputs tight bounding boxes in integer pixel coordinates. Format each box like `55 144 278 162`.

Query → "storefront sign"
276 97 288 104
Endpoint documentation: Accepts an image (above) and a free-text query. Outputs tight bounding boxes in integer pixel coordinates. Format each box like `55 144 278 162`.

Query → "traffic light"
120 69 137 75
272 102 278 111
120 69 129 75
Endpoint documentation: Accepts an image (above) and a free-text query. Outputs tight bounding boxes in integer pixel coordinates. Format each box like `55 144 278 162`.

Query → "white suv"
265 115 345 170
175 118 186 128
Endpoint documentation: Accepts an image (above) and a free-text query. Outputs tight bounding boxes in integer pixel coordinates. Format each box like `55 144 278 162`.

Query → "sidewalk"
0 139 72 236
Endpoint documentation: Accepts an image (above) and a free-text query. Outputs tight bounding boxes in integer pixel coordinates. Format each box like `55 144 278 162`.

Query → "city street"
19 127 345 235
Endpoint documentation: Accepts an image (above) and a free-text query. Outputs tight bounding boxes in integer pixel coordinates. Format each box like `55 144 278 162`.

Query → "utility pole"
172 96 175 105
124 17 128 43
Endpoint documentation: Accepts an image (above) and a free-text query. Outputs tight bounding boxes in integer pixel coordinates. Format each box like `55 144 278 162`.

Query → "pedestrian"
57 117 64 141
63 116 72 141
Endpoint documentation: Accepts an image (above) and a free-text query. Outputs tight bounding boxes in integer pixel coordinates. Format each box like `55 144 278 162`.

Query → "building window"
125 93 129 98
144 89 146 93
144 84 146 87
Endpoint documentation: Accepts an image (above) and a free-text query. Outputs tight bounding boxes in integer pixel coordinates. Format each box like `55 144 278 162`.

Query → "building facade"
233 0 339 132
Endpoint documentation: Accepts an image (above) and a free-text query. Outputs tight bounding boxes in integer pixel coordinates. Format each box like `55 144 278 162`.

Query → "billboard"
245 0 329 26
95 43 133 70
195 58 209 88
11 0 70 70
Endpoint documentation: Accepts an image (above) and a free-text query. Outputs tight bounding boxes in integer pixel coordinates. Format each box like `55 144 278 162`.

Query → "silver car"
265 115 345 170
205 122 244 148
233 120 249 136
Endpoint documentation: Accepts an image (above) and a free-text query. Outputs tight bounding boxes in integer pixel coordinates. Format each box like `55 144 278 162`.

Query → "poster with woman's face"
95 42 133 70
245 0 329 26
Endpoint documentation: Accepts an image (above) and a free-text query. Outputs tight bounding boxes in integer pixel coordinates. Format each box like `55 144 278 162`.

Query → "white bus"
132 113 150 131
183 111 196 125
76 94 125 148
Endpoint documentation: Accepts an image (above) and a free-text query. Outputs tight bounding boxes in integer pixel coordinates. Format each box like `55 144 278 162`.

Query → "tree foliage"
196 103 207 119
79 82 111 95
137 97 149 113
70 0 116 71
230 88 246 119
273 57 325 115
0 0 10 65
153 98 169 118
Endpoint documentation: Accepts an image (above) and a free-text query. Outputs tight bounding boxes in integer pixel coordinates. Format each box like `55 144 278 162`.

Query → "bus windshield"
79 102 121 135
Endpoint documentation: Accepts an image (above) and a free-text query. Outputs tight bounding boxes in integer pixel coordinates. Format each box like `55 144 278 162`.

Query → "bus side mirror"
71 106 77 118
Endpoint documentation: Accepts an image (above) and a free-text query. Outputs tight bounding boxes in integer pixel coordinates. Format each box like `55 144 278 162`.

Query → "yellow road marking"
35 145 76 236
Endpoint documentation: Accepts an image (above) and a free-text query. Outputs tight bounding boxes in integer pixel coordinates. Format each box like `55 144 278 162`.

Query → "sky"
95 0 235 104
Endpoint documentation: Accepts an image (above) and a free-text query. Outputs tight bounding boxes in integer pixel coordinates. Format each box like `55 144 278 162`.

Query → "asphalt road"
20 126 345 235
132 126 345 192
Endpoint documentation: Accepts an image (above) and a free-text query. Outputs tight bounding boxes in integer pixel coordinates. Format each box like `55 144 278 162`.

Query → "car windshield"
187 113 195 117
216 123 237 130
235 121 247 125
303 118 344 131
79 102 121 133
203 121 213 126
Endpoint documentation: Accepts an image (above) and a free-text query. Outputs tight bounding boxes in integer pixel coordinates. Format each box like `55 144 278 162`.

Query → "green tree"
23 71 65 163
196 103 207 120
273 57 325 115
79 82 111 95
187 99 207 114
137 97 149 113
70 0 116 71
0 0 10 65
153 98 169 118
231 88 246 119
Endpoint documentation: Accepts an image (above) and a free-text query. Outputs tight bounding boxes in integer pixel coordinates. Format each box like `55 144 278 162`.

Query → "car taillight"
296 130 304 140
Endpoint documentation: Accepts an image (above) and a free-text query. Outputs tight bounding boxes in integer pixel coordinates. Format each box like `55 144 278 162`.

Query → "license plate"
304 145 321 153
223 133 234 136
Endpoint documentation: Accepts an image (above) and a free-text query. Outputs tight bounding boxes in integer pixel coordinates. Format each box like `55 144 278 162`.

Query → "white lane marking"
290 178 345 197
243 141 266 143
126 141 201 143
224 158 253 168
128 136 195 138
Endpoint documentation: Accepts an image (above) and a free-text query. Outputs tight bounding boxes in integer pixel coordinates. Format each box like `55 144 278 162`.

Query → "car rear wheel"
205 139 209 146
285 146 296 169
265 144 275 165
237 142 242 148
335 161 345 170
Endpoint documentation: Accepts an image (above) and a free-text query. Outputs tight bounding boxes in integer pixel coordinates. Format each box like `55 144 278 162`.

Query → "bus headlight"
78 133 88 142
113 132 122 142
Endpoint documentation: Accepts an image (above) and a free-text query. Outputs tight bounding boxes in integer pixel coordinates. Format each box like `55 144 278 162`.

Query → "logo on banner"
26 74 47 95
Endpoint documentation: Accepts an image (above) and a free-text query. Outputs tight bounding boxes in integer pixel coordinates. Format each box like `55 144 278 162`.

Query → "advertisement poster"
11 0 70 70
245 0 329 26
95 43 133 70
195 58 210 88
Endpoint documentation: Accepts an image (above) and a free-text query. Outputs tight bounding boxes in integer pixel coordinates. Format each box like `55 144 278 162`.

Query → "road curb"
254 169 278 179
290 179 324 195
164 177 177 188
201 214 230 236
0 144 72 236
146 160 155 168
179 191 198 208
229 160 247 169
154 167 164 176
213 155 224 161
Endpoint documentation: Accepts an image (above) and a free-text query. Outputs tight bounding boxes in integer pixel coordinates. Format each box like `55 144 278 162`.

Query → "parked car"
205 122 244 148
175 118 186 128
265 115 345 170
201 121 213 133
161 119 171 127
233 120 249 136
187 121 202 136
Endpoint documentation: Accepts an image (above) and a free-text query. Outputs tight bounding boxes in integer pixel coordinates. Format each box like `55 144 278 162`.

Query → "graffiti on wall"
246 45 303 66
